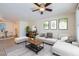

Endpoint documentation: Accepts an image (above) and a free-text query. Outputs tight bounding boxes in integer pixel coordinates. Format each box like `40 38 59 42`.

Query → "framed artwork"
50 20 57 29
0 23 6 31
58 18 68 30
43 21 49 29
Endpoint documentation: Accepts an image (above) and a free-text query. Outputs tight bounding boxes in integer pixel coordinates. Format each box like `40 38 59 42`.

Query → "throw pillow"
46 33 53 38
39 33 45 37
60 36 68 41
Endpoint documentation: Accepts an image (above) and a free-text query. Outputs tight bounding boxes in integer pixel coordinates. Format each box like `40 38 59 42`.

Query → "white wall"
76 8 79 42
0 18 28 37
29 13 76 38
18 21 28 37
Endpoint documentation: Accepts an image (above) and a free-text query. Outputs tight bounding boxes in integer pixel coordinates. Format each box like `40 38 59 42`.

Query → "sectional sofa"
52 41 79 56
14 36 79 56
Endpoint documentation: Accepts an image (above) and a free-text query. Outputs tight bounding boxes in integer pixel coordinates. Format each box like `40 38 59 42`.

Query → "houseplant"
25 26 38 39
25 26 31 37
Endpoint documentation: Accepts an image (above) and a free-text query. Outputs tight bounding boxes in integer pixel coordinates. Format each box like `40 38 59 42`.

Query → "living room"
0 3 79 56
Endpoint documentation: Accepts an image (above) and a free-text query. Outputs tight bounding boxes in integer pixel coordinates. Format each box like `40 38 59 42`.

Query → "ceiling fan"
32 3 52 14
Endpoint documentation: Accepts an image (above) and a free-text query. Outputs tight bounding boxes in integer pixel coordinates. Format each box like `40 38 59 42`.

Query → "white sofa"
36 36 58 44
52 41 79 56
36 35 70 44
15 36 28 43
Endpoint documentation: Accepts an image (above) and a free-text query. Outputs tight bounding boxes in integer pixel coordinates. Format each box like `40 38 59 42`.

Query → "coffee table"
25 38 44 54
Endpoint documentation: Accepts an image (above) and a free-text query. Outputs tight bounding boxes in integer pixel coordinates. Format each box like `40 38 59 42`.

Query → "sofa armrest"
52 41 79 56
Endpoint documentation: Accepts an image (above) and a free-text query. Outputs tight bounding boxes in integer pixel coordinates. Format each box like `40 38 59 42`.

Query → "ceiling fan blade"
45 3 52 7
34 3 40 7
40 12 43 14
32 9 39 12
45 8 52 11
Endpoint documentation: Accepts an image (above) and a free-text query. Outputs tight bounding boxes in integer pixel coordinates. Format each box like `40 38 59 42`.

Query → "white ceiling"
0 3 77 21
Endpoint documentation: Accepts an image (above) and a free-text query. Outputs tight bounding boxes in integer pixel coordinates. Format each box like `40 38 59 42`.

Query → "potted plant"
25 26 31 37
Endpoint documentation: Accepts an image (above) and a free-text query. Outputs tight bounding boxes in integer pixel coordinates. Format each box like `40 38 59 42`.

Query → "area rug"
5 43 54 56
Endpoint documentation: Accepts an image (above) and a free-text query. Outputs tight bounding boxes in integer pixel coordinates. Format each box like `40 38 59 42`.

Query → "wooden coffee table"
25 38 44 54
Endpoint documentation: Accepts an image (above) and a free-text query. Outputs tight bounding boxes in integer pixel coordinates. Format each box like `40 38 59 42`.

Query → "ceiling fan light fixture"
39 7 45 11
33 3 52 14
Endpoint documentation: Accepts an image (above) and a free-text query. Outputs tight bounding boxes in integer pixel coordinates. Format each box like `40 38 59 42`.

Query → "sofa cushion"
15 36 28 43
46 33 53 38
39 33 45 37
36 36 58 44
